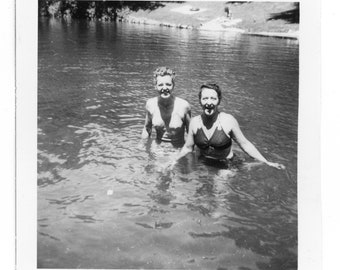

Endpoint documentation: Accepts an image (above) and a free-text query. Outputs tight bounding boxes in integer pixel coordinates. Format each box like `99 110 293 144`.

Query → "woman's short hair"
199 83 222 104
153 67 176 85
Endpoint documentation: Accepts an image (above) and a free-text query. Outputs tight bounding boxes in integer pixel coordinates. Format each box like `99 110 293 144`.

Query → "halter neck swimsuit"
194 113 232 160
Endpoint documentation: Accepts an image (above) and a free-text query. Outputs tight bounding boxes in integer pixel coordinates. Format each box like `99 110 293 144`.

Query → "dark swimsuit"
194 114 232 161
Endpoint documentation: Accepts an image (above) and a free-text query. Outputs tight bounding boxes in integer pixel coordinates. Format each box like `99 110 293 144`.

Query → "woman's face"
200 88 219 116
156 75 174 99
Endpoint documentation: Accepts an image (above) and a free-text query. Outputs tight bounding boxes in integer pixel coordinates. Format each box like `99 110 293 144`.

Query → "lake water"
38 18 298 269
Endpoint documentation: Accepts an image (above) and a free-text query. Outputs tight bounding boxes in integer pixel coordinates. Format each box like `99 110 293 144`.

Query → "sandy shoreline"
117 2 299 40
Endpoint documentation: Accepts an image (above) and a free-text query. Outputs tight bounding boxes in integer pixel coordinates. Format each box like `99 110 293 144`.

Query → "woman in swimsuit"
171 83 285 169
141 67 191 148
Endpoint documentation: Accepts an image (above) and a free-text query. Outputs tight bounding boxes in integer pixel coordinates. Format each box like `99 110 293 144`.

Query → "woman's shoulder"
219 112 237 124
146 96 158 103
146 97 158 106
192 115 201 121
190 115 201 125
188 115 200 132
175 97 190 108
145 97 158 112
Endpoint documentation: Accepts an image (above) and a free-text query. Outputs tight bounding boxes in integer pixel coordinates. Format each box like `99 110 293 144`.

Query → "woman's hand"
161 160 177 172
266 161 285 170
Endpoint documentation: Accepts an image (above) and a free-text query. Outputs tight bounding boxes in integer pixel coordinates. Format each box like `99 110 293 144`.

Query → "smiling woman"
170 83 285 169
141 67 191 147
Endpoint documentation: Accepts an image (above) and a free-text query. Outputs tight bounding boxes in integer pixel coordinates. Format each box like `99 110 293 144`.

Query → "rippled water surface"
38 18 298 269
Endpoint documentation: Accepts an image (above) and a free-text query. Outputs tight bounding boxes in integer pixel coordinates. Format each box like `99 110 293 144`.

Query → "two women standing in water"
142 67 284 170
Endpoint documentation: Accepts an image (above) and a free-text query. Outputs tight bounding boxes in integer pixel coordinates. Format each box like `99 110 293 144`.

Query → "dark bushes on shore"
38 0 165 21
268 2 300 24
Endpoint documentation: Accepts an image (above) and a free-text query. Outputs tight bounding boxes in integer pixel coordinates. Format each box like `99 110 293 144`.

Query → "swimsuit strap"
217 113 231 138
216 113 222 130
156 96 177 116
198 113 221 130
198 115 203 129
198 113 222 140
149 98 157 115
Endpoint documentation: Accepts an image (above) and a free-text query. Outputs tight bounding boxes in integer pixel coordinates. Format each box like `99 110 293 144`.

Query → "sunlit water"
38 18 298 269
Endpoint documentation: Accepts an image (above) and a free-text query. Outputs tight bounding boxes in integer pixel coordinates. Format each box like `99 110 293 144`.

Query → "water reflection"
148 172 175 206
182 164 297 269
38 18 298 269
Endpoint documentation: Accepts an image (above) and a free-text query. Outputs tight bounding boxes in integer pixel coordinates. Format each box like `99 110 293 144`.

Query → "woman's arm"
167 118 196 169
184 105 191 133
141 102 152 139
228 115 285 169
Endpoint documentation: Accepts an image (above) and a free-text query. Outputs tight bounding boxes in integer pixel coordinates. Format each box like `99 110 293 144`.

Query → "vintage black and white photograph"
35 1 300 269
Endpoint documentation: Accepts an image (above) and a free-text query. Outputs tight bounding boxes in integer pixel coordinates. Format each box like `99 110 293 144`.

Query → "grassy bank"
120 1 299 38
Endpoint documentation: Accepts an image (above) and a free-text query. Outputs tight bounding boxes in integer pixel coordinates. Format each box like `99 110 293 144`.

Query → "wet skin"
142 75 191 146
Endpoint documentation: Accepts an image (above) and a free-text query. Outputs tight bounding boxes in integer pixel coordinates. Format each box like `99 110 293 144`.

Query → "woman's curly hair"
153 67 176 85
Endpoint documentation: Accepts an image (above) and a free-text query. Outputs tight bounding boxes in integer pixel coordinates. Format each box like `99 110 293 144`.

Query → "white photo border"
15 1 325 269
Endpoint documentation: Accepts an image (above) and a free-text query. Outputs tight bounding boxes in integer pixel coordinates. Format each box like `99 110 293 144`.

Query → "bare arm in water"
222 114 285 169
169 114 285 170
141 100 153 139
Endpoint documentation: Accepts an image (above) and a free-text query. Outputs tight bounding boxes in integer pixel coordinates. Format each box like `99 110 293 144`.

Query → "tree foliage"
38 1 165 20
268 2 299 24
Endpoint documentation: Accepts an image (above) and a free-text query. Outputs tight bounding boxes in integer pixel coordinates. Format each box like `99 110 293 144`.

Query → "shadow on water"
186 165 223 217
148 172 175 206
268 3 300 24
